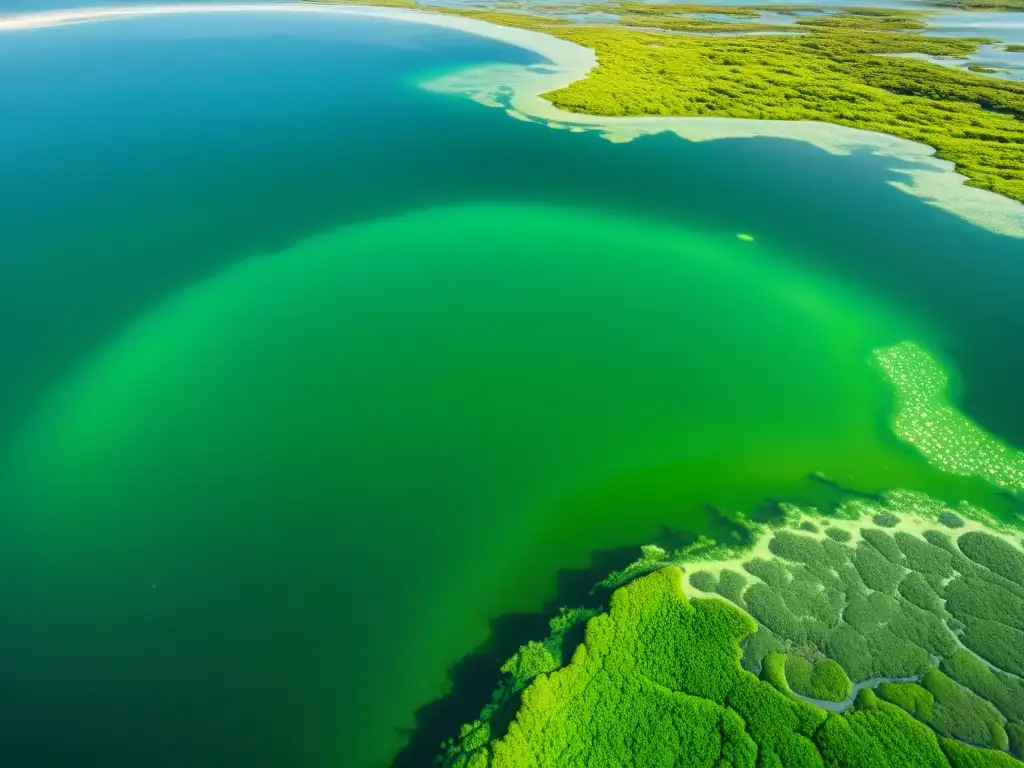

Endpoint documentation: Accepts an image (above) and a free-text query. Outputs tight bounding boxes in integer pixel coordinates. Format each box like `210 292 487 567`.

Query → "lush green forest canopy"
439 484 1024 766
444 545 1024 766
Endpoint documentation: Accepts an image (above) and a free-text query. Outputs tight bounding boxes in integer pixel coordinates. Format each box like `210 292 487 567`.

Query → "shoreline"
680 501 1024 588
3 2 1024 237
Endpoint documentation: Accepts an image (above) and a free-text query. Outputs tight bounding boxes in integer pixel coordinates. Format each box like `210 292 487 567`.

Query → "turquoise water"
928 11 1024 44
1 9 1023 768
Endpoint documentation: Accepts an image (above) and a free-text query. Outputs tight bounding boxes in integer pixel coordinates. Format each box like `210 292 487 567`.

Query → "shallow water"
1 8 1023 768
927 11 1024 44
883 45 1024 81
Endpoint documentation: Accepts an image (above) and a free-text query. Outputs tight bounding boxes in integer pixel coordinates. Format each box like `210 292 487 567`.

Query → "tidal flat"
0 4 1022 768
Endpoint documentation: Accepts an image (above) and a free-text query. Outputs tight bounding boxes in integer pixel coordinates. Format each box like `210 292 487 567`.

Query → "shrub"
743 557 790 587
600 542 668 587
458 720 490 753
726 672 825 760
548 605 600 636
861 529 906 566
873 513 900 528
945 576 1024 633
836 562 867 593
845 590 897 631
854 542 904 593
924 530 955 551
743 581 804 641
812 659 852 702
865 627 931 679
941 650 1024 723
786 654 815 697
778 567 844 627
717 568 748 604
877 681 934 720
690 570 718 592
816 696 954 767
500 640 560 691
973 566 1024 603
826 527 852 543
770 531 831 571
886 599 958 658
800 521 820 533
741 624 784 676
452 563 1021 767
895 532 954 577
922 668 1007 749
960 616 1024 678
823 622 875 682
958 532 1024 588
1008 722 1024 760
899 571 945 614
941 736 1022 768
938 513 966 529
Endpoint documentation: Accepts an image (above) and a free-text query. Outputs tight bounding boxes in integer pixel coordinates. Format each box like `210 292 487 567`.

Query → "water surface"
1 9 1022 768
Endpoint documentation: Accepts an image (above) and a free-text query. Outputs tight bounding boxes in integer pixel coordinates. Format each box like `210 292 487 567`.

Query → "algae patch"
874 341 1024 491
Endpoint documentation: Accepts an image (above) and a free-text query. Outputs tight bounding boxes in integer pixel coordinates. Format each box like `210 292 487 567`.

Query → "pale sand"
680 503 1024 597
678 503 1024 684
4 3 1023 237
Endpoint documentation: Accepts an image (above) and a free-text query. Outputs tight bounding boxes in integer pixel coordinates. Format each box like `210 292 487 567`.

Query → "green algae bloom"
874 341 1024 491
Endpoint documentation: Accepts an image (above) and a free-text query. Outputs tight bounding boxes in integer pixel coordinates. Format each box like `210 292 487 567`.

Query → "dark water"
1 8 1022 768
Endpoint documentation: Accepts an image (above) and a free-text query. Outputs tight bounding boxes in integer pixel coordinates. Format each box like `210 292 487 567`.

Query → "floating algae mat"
1 8 1023 768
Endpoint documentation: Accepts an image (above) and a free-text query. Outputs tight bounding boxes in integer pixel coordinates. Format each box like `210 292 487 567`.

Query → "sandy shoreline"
4 3 1023 237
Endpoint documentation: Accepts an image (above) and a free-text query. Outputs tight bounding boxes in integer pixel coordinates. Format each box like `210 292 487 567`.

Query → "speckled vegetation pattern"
677 492 1024 755
874 342 1024 490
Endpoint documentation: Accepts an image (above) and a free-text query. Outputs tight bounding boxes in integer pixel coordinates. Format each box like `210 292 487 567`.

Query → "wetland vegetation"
314 0 1024 203
443 489 1024 766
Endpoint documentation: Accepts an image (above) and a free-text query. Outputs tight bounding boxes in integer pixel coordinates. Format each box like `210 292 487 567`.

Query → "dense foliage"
419 2 1024 205
444 568 1024 766
316 0 1024 203
878 681 935 720
922 668 1008 750
658 491 1024 759
812 658 853 702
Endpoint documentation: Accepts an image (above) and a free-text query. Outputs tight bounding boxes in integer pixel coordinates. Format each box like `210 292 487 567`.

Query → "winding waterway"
1 6 1022 767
